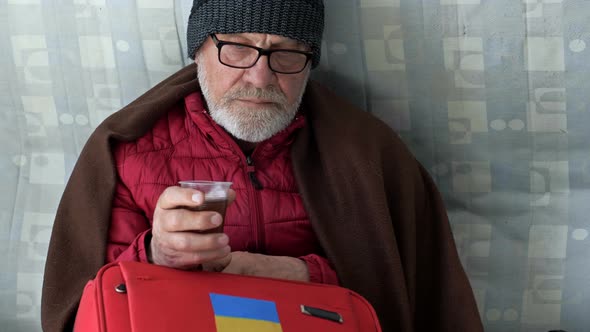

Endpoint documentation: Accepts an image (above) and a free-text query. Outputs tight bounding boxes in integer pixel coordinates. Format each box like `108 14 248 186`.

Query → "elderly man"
42 1 483 331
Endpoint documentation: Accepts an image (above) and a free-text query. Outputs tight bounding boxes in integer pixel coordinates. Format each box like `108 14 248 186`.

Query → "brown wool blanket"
41 63 483 332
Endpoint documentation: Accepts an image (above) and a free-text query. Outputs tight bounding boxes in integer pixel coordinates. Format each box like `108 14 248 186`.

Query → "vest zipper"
246 155 263 190
246 153 265 252
200 111 266 253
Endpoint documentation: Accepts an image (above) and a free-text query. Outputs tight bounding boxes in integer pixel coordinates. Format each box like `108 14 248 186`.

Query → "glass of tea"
178 180 233 233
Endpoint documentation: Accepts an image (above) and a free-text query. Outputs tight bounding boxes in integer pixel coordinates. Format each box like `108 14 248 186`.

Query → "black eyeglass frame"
210 34 313 74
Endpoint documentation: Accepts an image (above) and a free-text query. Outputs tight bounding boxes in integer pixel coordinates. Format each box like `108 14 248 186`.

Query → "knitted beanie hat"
187 0 325 68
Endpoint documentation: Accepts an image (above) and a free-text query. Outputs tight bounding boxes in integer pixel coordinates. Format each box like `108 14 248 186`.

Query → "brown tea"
181 198 228 233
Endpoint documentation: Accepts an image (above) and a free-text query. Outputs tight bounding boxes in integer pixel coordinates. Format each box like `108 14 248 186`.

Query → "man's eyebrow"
273 40 309 50
223 35 309 50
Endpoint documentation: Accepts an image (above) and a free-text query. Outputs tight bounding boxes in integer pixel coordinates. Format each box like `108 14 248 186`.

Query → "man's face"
195 33 311 143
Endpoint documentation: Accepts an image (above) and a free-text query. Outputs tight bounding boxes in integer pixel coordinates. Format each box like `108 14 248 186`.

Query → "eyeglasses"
210 34 313 74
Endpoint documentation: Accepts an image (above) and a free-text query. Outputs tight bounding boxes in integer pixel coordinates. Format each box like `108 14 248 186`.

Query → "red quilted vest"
109 92 329 269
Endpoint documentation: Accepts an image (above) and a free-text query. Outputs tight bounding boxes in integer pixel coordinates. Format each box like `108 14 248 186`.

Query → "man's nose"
242 56 276 88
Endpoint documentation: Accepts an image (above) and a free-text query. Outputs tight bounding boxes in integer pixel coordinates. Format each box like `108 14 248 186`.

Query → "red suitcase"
74 261 382 332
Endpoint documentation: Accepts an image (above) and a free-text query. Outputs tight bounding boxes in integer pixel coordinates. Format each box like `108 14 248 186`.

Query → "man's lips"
236 98 277 105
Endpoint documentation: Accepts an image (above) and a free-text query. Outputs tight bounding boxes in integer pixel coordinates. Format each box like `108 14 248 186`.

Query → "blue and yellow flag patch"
210 293 283 332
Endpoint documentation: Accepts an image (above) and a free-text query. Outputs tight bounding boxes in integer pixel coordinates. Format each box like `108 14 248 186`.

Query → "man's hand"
148 186 235 270
221 251 310 282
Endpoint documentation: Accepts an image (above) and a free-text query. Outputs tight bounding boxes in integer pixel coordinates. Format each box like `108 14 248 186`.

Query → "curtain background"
1 1 589 331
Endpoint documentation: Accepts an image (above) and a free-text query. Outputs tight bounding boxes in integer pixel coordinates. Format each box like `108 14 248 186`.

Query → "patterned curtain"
355 2 586 332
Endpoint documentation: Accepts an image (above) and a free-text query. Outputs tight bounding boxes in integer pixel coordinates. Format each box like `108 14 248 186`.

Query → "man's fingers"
157 232 229 253
150 231 230 268
156 208 222 232
156 185 234 214
150 185 235 270
153 241 231 270
157 186 204 210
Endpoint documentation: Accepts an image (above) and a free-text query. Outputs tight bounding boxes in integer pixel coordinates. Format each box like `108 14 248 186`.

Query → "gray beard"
196 58 308 143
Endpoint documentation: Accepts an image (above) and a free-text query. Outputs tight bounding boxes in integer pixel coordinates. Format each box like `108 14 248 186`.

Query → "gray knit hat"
187 0 325 68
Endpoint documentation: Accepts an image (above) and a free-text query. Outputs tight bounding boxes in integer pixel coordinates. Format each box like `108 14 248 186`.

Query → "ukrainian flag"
210 293 284 332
